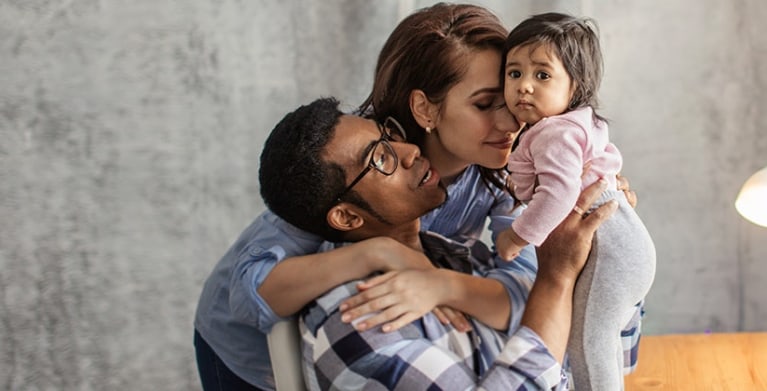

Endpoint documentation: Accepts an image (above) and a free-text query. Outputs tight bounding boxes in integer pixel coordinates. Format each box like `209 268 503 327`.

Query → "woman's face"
427 49 518 173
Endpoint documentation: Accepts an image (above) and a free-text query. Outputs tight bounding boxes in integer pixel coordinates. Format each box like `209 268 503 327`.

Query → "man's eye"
373 149 387 169
536 72 550 80
508 70 521 79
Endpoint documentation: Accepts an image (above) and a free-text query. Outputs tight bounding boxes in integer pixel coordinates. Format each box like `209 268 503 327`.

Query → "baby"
496 13 656 391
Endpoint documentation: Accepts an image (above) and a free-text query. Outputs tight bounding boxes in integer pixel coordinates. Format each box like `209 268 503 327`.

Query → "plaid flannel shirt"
300 232 643 390
300 281 568 390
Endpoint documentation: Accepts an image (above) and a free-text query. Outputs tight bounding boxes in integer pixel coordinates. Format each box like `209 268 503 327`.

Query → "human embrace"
193 4 653 391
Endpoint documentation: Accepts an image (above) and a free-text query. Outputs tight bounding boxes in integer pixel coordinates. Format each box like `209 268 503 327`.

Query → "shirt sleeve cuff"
229 244 289 333
494 326 566 389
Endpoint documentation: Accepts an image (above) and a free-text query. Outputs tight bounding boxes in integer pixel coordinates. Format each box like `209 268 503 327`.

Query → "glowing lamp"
735 166 767 227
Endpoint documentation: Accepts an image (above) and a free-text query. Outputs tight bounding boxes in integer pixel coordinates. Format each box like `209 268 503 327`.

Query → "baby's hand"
496 229 525 261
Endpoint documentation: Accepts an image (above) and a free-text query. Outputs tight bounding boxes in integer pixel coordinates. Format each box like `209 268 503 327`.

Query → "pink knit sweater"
507 106 622 246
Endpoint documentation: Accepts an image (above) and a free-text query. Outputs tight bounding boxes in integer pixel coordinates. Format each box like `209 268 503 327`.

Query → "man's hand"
536 178 618 290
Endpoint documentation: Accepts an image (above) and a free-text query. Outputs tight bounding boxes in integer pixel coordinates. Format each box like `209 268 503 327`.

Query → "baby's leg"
567 192 656 390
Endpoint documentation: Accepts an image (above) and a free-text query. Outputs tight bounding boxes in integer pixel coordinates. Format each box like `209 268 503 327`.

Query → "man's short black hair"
258 97 349 241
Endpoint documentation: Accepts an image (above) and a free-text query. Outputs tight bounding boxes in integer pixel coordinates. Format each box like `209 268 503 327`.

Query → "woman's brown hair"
358 2 510 191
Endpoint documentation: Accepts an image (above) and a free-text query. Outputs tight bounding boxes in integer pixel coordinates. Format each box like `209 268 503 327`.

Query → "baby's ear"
326 204 365 232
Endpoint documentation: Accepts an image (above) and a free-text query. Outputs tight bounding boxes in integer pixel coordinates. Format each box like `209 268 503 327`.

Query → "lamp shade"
735 166 767 227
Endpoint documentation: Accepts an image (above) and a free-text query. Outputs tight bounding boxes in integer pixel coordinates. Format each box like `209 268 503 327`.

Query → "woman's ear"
327 204 365 232
409 89 438 129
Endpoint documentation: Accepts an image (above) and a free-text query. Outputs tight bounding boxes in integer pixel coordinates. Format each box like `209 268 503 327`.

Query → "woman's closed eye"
475 102 493 110
475 93 506 111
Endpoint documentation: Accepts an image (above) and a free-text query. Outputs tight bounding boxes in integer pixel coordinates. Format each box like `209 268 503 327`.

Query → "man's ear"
327 204 365 232
409 89 438 129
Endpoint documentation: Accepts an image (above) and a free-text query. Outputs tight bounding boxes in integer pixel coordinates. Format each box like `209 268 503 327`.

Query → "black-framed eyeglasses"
333 117 407 203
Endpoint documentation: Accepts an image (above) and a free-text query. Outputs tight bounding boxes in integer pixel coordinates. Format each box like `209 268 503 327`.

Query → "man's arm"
518 178 616 362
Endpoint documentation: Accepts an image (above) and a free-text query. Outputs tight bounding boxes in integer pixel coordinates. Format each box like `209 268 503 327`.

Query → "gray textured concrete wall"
1 0 765 389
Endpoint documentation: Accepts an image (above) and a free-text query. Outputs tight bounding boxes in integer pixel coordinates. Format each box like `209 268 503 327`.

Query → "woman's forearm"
441 271 511 330
259 237 431 317
258 246 372 317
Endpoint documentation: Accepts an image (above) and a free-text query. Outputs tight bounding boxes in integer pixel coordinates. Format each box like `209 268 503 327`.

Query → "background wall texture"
1 0 766 389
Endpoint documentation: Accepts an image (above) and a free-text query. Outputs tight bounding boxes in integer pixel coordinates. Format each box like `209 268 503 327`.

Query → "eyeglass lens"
370 141 398 175
383 117 407 141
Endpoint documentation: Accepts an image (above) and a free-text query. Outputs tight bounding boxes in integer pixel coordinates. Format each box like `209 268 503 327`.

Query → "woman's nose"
494 106 519 133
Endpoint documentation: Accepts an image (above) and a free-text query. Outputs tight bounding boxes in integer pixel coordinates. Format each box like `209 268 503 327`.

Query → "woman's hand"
616 173 637 208
339 269 471 333
431 306 471 332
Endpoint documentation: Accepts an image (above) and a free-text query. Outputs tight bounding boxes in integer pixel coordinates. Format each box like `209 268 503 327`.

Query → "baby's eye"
536 72 551 80
507 70 521 79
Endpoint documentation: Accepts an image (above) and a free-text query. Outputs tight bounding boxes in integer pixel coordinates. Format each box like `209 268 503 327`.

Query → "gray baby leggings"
567 190 656 390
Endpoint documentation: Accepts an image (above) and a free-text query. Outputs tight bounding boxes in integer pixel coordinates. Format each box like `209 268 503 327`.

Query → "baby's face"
504 43 575 125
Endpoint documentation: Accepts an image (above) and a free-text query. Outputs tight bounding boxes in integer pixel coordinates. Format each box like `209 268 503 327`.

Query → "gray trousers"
567 189 656 391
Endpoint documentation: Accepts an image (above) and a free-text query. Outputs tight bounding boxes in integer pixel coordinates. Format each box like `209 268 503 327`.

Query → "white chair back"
267 319 307 391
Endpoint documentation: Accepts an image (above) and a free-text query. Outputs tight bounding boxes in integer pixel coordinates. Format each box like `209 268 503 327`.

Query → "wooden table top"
625 332 767 390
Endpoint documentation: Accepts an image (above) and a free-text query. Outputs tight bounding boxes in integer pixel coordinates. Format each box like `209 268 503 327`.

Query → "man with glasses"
256 97 617 389
194 100 448 389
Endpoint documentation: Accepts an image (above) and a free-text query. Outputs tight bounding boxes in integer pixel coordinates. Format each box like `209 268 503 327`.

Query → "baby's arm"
511 120 586 246
495 226 530 261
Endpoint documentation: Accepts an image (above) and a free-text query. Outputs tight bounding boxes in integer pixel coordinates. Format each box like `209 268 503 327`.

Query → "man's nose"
395 142 420 168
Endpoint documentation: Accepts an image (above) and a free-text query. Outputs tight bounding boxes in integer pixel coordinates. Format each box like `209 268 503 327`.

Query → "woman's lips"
485 138 513 149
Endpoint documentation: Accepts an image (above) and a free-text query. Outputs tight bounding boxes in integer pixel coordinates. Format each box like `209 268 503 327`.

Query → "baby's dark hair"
504 12 604 119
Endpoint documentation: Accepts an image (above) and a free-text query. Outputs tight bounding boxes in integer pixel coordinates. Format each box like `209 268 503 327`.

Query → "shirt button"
249 247 263 256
